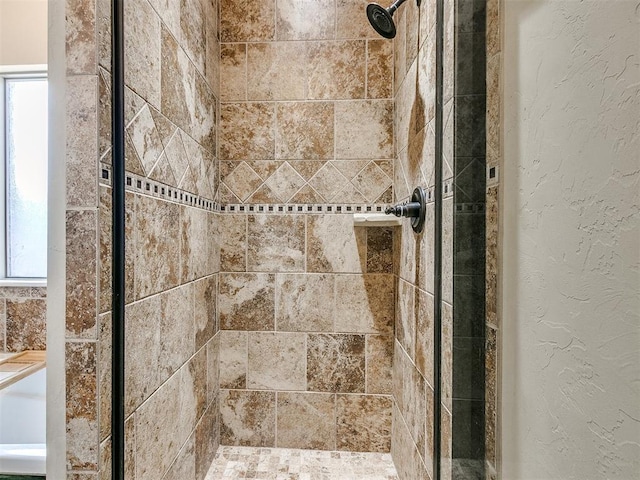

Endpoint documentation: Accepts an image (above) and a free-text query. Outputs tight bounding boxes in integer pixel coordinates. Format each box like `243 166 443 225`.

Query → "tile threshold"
206 445 399 480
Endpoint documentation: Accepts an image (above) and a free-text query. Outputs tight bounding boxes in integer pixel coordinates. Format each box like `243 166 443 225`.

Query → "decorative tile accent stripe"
100 165 454 214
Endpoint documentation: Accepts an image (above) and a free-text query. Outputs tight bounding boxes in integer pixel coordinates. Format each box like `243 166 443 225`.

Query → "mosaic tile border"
99 166 452 214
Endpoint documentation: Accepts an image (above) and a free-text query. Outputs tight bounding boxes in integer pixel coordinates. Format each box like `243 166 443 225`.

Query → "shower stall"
52 0 492 478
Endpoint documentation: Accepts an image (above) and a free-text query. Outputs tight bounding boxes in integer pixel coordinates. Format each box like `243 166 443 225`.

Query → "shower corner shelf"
353 213 402 227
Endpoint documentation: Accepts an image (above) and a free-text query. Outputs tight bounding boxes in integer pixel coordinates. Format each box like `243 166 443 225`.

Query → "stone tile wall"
219 0 394 205
218 213 395 452
65 0 221 479
0 287 47 352
391 0 439 479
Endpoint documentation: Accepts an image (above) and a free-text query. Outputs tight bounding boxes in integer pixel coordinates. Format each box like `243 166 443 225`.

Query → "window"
1 74 48 280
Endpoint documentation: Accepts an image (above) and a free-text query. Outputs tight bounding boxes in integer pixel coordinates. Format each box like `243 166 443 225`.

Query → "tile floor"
206 446 399 480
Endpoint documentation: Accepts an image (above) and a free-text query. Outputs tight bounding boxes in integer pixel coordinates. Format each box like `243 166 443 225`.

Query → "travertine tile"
404 365 427 457
66 0 97 74
66 210 97 339
367 227 394 273
159 283 195 380
66 76 98 208
275 102 334 159
396 278 416 360
307 215 366 273
195 404 220 480
163 435 195 480
66 341 98 470
405 0 420 70
189 346 208 419
307 334 365 393
206 333 220 405
366 334 393 394
220 103 275 160
486 326 497 466
336 0 379 39
335 274 394 334
351 161 393 203
415 288 435 385
277 392 337 450
247 43 306 101
247 215 305 272
276 274 334 332
442 302 453 412
181 206 213 282
6 299 46 352
442 197 454 303
219 273 275 331
307 41 366 100
220 390 276 447
367 39 393 98
247 332 306 390
486 186 498 327
219 214 247 271
391 403 429 480
134 195 180 299
264 162 306 202
276 0 335 40
221 43 247 101
335 100 394 159
124 0 161 108
220 331 247 389
336 394 392 452
127 104 164 175
308 163 351 202
195 276 217 350
98 313 111 442
207 446 399 479
135 367 196 479
221 0 275 42
179 0 207 77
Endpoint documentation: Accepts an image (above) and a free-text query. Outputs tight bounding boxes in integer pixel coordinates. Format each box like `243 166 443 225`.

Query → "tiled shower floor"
206 446 399 480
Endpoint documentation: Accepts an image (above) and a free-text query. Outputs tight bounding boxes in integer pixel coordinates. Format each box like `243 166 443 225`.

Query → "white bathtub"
0 367 46 476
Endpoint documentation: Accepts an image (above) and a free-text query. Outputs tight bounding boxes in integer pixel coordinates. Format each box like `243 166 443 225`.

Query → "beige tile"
442 197 454 303
335 100 393 159
307 334 365 393
290 184 324 204
415 288 435 386
275 102 334 159
65 210 97 340
163 435 195 480
367 39 394 99
442 302 453 412
219 331 247 389
366 334 393 394
247 43 306 100
66 341 98 470
366 227 394 273
195 275 217 350
159 283 196 380
405 0 420 71
219 214 247 272
179 0 207 77
221 43 247 101
195 404 220 479
393 7 407 94
263 163 306 202
307 41 366 100
308 164 350 202
307 215 366 273
5 298 46 352
134 195 181 299
486 326 498 466
98 313 111 442
391 403 429 480
441 405 453 480
127 104 164 175
277 392 337 450
336 394 392 452
181 206 214 282
135 367 196 479
220 390 276 447
351 161 393 202
207 333 220 405
189 346 208 420
124 0 161 108
276 0 335 40
247 215 305 272
219 273 275 331
336 0 380 39
220 0 276 42
66 76 98 208
396 278 416 360
247 332 306 390
486 186 499 327
335 274 394 334
67 0 97 74
276 274 335 332
404 364 427 457
220 103 275 160
222 162 263 202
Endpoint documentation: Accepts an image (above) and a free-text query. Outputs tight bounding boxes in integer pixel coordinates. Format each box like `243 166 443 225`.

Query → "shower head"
366 0 409 39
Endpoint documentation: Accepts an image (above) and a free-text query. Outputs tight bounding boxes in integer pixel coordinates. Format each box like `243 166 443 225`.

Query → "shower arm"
388 0 421 12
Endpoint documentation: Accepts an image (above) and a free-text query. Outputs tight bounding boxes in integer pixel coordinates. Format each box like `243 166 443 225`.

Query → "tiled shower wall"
218 0 394 205
65 0 221 478
0 287 46 352
391 0 440 479
217 214 395 451
217 0 397 453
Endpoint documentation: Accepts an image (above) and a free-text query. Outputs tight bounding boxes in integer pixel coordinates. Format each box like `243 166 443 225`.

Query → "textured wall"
219 0 394 205
0 287 47 352
391 0 440 478
502 0 640 478
218 213 394 452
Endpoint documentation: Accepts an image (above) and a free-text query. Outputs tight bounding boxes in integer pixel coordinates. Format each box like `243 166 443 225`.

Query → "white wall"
502 1 640 478
0 0 47 67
